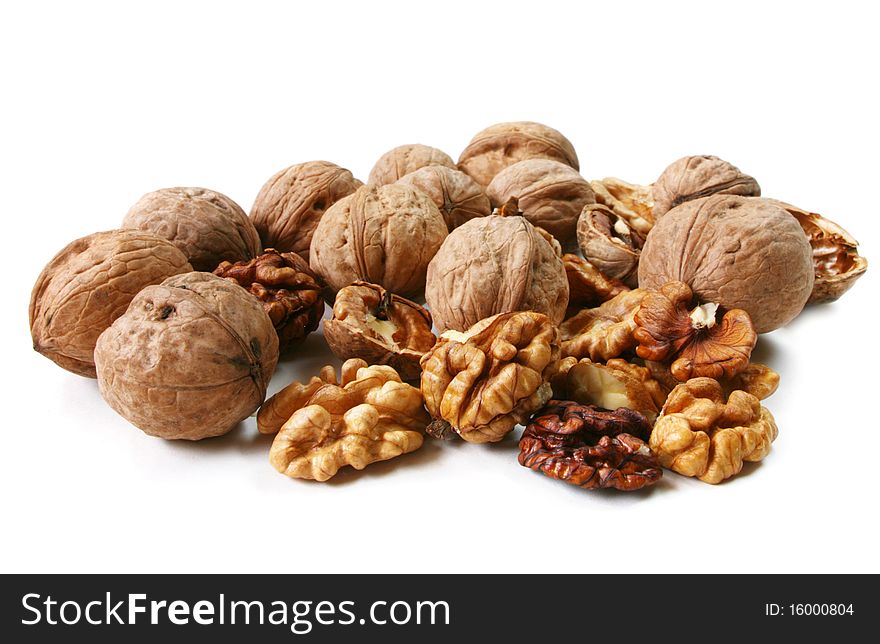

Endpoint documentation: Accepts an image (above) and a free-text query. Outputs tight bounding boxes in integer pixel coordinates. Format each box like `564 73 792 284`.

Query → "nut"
249 161 362 262
122 187 261 271
577 203 645 287
563 253 629 316
638 195 814 333
519 401 662 491
323 282 436 382
267 359 427 481
768 200 868 304
590 177 655 235
94 272 279 440
633 281 757 382
420 311 560 443
486 159 595 246
309 183 448 298
652 155 760 219
457 121 579 188
644 360 779 402
30 230 192 377
213 249 324 352
650 377 778 484
425 212 568 333
396 165 491 231
368 144 455 186
258 365 339 435
559 289 647 360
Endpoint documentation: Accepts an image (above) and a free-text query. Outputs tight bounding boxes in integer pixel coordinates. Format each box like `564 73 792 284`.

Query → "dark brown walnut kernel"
213 249 324 352
577 204 644 287
652 155 761 219
519 400 662 491
563 254 629 317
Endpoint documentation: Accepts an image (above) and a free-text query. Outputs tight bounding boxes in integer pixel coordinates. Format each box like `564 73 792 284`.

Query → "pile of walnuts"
29 123 868 489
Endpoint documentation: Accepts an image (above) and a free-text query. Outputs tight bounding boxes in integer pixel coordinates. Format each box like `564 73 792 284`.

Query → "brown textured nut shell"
123 187 261 271
652 155 761 219
94 272 279 440
396 165 491 231
425 215 568 334
249 161 362 261
486 159 595 246
577 204 644 287
309 184 448 298
368 144 455 186
638 195 814 333
457 121 579 188
29 230 193 377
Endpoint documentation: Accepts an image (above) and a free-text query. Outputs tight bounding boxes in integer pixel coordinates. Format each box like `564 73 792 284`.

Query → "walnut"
519 401 662 491
30 230 192 377
650 377 778 483
638 195 814 333
644 360 779 402
323 282 436 382
309 184 447 298
563 254 629 316
396 165 491 231
551 357 668 422
267 359 427 481
420 311 560 443
767 200 868 304
577 203 644 287
457 121 579 188
425 212 568 334
633 281 757 382
560 289 647 360
94 272 279 440
652 155 761 219
368 144 456 186
590 177 655 236
213 249 324 352
122 187 261 271
249 161 362 262
485 159 595 246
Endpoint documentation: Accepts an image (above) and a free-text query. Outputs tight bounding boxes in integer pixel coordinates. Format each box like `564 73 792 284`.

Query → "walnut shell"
652 155 761 219
486 159 595 247
30 230 192 378
577 203 644 287
368 144 455 186
425 213 569 334
249 161 362 262
94 272 279 440
309 184 447 298
457 121 579 188
123 187 261 271
638 195 814 333
396 165 491 231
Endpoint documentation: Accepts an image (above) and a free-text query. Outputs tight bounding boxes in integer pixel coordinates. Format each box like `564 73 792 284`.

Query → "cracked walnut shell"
323 282 436 382
577 203 644 287
396 165 491 231
652 155 760 219
590 177 655 236
213 249 324 352
420 311 560 443
368 144 455 186
560 289 647 360
650 378 777 484
267 359 427 481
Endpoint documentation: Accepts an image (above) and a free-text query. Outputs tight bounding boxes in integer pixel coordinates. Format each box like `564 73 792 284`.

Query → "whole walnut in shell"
309 184 448 298
368 144 455 186
30 230 192 377
486 159 595 246
94 272 279 440
425 213 568 334
457 121 579 188
638 195 814 333
396 165 491 231
123 187 261 271
249 161 362 261
652 155 761 219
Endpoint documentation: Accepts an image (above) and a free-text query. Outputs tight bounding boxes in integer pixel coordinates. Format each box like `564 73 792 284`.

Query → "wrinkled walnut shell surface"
368 144 455 186
397 165 491 231
577 203 644 287
652 155 761 219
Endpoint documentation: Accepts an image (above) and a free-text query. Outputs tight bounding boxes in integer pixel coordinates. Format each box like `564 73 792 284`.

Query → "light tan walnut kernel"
560 289 647 360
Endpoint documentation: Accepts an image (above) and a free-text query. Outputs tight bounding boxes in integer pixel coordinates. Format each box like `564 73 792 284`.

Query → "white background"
2 0 878 574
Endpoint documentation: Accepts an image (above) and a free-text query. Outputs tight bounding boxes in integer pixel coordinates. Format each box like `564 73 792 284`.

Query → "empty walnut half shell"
563 254 629 316
266 358 428 481
420 311 560 443
650 377 777 484
634 281 757 382
560 289 647 361
590 177 655 235
323 282 436 382
577 204 645 287
652 155 761 219
519 400 661 491
767 200 868 304
213 249 324 352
